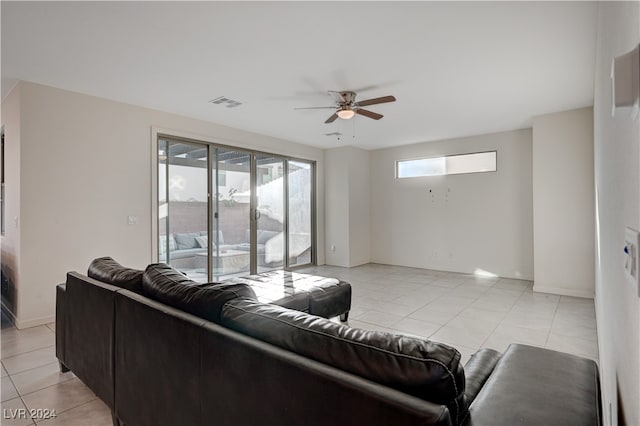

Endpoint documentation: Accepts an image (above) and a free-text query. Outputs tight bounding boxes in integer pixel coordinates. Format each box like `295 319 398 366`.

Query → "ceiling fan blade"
294 106 337 110
355 95 396 107
356 109 383 120
325 113 339 123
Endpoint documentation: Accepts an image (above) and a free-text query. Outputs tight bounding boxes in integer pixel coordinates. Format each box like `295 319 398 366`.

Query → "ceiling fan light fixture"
337 108 355 120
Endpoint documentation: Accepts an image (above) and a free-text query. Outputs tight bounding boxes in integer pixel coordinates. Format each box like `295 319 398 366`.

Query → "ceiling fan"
295 91 396 123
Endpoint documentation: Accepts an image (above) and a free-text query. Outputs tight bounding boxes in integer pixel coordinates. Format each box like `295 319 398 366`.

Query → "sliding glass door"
256 155 285 273
158 139 209 282
212 148 251 279
157 135 315 281
288 161 314 266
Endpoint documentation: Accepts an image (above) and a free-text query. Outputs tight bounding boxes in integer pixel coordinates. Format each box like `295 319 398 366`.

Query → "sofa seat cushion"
88 257 144 293
159 247 207 261
226 271 314 312
221 298 467 424
142 263 257 324
466 344 601 426
225 270 351 319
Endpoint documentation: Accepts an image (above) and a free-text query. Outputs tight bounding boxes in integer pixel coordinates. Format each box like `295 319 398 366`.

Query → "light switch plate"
624 227 640 297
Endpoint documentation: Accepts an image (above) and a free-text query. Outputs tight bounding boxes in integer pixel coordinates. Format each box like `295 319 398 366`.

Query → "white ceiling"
2 1 597 150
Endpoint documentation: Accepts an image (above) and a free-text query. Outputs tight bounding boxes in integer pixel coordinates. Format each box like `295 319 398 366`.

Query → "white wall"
593 2 640 425
324 146 371 267
4 81 325 328
532 107 595 298
370 129 533 279
348 148 371 266
324 148 349 267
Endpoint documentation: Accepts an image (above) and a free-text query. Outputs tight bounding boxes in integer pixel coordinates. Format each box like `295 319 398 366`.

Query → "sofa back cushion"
142 263 257 324
174 231 224 250
158 235 177 255
174 232 201 250
88 257 144 293
221 299 467 424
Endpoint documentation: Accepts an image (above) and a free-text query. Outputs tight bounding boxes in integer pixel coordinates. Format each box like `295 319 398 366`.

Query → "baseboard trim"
533 284 594 299
14 314 55 330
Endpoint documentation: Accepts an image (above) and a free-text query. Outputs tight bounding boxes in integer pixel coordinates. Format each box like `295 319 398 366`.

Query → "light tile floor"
0 319 112 425
299 264 598 365
0 264 598 424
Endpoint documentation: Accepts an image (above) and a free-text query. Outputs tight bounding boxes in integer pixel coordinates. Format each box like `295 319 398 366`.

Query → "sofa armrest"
65 272 121 409
463 348 502 405
55 283 66 366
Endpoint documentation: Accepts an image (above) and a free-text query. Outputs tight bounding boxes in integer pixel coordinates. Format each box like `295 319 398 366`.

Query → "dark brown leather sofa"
56 258 601 426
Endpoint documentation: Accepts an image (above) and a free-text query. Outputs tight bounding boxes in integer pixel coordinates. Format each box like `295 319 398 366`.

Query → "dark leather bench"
225 270 352 321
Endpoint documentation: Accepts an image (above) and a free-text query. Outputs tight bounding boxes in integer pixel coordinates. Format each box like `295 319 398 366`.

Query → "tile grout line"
1 327 56 362
428 286 521 350
9 374 95 424
3 366 37 425
1 344 56 364
389 279 510 341
7 362 77 409
3 353 58 378
476 288 528 350
543 298 562 348
34 398 101 425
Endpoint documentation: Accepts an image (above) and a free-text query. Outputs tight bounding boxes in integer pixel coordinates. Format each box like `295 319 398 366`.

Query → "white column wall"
324 146 371 267
532 107 595 298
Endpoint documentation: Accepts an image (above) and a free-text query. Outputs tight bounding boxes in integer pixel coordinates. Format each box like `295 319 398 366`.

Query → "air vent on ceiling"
209 96 243 108
325 132 342 137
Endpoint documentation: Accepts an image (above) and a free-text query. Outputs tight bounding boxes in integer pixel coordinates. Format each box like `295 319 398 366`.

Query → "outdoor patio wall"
370 128 533 280
4 81 325 328
593 2 640 425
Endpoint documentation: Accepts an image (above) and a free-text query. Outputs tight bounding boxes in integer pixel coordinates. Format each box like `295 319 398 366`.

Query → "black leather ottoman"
466 344 601 426
225 270 352 321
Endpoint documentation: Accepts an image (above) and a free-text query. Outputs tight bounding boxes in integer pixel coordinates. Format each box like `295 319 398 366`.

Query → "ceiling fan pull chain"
353 114 357 140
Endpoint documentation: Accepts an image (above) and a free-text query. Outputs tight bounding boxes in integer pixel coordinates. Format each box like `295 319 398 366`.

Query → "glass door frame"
249 152 317 272
286 159 316 268
157 137 210 278
154 132 316 280
212 146 252 279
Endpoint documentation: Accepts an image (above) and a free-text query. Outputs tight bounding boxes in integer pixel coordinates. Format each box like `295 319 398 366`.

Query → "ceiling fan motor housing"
338 91 357 106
